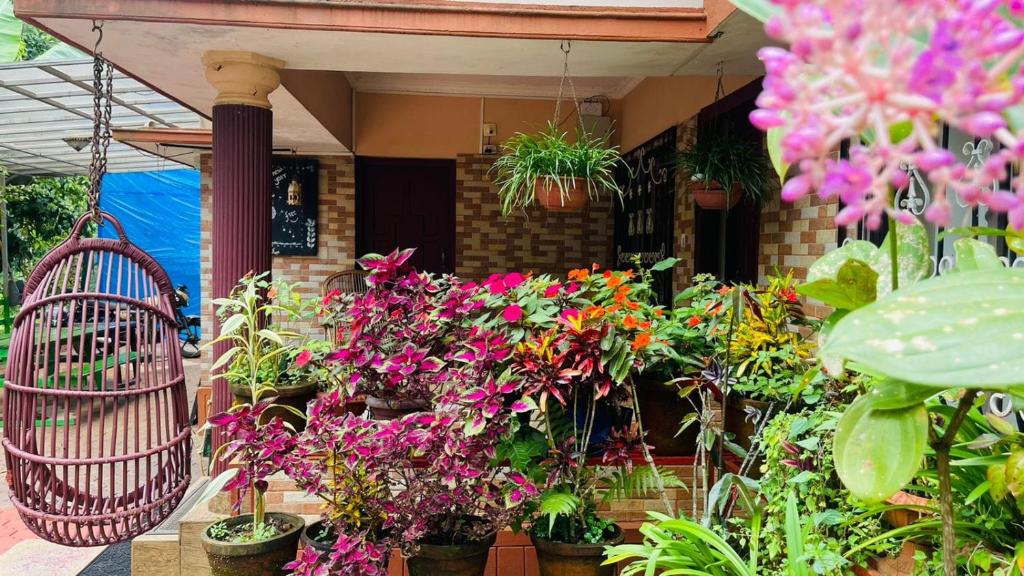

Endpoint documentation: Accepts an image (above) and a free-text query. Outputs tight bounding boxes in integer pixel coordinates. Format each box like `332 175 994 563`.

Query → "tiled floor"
0 357 204 575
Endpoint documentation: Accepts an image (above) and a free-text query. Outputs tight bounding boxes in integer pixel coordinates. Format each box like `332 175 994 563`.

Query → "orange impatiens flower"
605 304 622 314
585 305 605 319
625 300 640 311
568 268 590 282
607 275 623 289
613 291 627 304
653 309 664 317
717 285 733 296
622 315 639 330
623 269 635 279
687 315 702 327
632 332 652 351
640 321 652 330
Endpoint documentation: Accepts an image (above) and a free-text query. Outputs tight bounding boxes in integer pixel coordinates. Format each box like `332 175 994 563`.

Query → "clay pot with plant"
491 122 623 216
200 274 308 576
219 277 319 432
677 130 768 211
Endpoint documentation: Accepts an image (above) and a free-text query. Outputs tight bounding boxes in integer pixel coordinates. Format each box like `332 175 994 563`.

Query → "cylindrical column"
204 51 284 474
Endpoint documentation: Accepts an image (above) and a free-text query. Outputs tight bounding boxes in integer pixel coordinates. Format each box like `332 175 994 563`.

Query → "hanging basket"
692 181 744 210
535 177 589 212
2 212 192 546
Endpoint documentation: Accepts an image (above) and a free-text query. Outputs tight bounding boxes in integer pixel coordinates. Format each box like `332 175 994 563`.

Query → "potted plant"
326 248 483 419
710 274 819 455
219 277 319 432
480 265 685 576
200 274 307 576
491 122 623 215
677 127 768 210
283 391 396 576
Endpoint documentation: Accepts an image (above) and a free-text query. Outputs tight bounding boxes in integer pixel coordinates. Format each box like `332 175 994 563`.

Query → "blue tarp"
98 169 201 318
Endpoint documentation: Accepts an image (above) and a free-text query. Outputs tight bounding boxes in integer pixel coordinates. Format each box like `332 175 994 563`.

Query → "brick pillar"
203 51 284 474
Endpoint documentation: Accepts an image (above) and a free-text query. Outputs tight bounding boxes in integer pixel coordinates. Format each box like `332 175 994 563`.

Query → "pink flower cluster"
753 0 1024 229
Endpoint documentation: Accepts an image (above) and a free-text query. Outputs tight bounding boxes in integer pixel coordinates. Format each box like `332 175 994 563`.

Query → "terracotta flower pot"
406 532 497 576
531 525 624 576
365 395 430 421
692 181 743 210
230 379 317 432
535 177 588 212
202 512 304 576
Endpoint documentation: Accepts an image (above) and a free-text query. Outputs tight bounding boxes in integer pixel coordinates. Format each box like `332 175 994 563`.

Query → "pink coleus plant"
753 0 1024 229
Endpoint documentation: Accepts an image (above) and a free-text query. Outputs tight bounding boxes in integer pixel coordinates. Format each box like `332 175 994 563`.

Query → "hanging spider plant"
491 122 623 216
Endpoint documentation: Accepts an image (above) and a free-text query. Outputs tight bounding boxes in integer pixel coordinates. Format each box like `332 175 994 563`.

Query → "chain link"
552 40 584 130
87 20 113 224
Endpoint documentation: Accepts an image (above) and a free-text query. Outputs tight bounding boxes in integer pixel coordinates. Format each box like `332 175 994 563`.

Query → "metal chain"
552 40 584 129
88 20 113 224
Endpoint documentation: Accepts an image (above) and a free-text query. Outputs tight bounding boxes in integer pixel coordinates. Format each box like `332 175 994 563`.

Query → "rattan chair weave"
2 212 191 546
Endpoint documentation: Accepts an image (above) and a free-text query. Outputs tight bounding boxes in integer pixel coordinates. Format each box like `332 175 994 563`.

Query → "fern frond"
538 491 581 533
601 466 687 503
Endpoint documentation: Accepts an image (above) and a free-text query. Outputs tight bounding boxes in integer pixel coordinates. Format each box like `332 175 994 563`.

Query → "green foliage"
727 0 782 23
677 126 770 205
754 409 901 573
821 269 1024 390
1 176 90 278
20 24 56 60
0 0 21 62
833 392 929 504
869 221 932 297
537 492 580 535
600 465 686 503
491 122 622 216
798 241 879 311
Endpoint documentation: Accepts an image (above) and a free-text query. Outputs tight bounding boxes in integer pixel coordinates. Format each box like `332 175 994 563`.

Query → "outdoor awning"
0 58 203 177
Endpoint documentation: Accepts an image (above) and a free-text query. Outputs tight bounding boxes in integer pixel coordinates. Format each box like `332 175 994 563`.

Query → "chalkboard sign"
615 127 677 304
272 157 319 256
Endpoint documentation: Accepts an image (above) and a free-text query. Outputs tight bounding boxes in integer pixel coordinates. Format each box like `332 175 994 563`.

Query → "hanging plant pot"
406 532 496 576
692 181 744 210
365 395 431 421
301 520 336 558
535 177 589 212
202 512 304 576
531 525 624 576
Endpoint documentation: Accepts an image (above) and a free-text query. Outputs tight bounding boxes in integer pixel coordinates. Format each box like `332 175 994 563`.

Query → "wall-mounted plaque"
271 157 319 256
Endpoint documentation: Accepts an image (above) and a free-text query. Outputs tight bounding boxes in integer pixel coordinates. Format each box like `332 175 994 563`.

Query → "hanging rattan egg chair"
1 22 192 547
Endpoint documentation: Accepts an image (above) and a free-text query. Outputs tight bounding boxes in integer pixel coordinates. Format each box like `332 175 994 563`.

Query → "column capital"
202 51 286 109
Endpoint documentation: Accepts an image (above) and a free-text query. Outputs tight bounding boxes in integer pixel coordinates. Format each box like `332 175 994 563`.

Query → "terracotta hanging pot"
535 177 589 212
531 525 625 576
692 180 743 210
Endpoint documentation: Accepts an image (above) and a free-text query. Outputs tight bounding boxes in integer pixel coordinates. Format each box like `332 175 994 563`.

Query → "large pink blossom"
753 0 1024 229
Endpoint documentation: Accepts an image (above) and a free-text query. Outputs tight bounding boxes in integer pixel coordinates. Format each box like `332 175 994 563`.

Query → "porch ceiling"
17 1 766 155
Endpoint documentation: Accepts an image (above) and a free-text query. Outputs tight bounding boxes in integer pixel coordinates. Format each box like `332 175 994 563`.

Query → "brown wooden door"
356 157 456 274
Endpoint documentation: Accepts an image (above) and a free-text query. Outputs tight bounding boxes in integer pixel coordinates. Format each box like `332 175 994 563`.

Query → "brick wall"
198 154 357 372
673 120 698 291
455 154 615 280
757 193 839 318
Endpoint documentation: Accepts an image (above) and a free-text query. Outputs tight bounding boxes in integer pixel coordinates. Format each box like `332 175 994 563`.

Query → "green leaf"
209 346 241 373
952 238 1003 273
0 0 23 63
649 257 680 272
807 240 878 283
196 468 240 505
767 126 789 183
821 269 1024 390
988 464 1008 501
834 395 929 503
539 492 580 533
870 220 932 297
728 0 782 23
864 379 936 410
219 313 246 336
257 328 284 346
797 258 878 310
